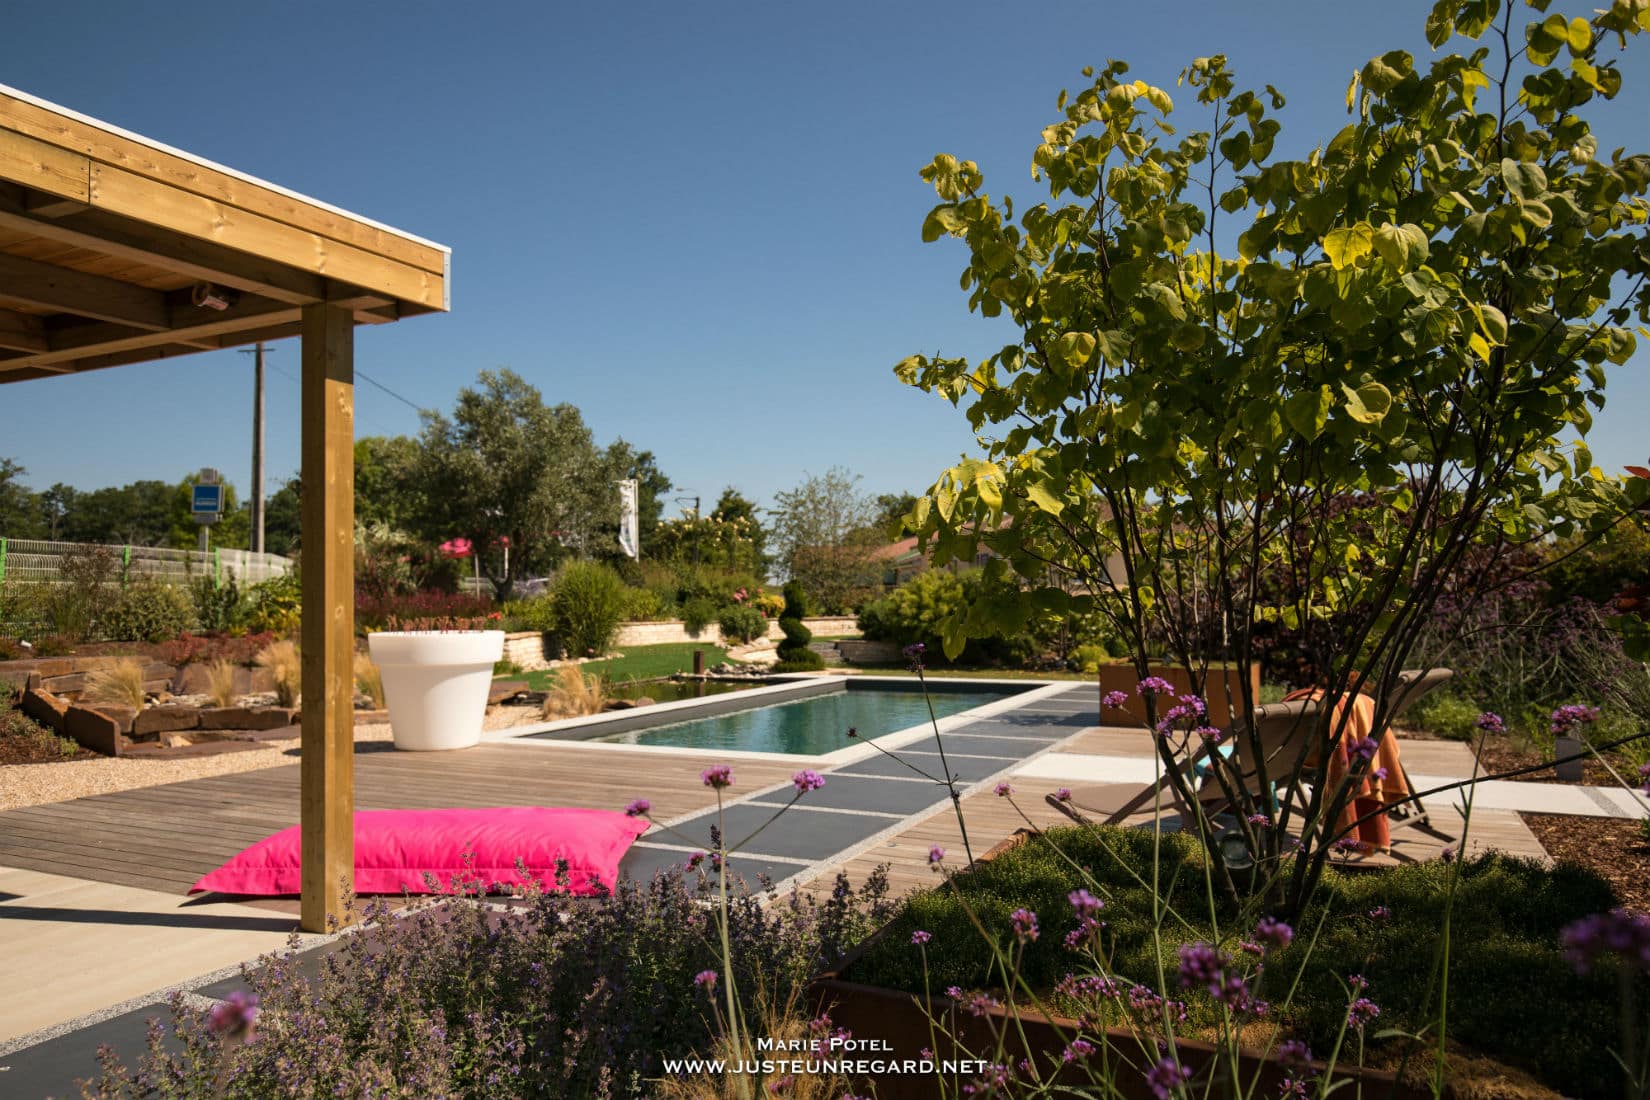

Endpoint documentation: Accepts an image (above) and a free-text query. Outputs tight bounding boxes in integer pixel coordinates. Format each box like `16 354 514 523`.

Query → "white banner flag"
618 479 640 559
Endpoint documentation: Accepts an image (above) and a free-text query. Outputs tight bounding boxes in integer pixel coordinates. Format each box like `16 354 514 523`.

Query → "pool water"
595 687 1010 755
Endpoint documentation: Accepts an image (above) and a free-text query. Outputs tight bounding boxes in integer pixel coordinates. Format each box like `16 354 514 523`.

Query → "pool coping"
484 674 1074 767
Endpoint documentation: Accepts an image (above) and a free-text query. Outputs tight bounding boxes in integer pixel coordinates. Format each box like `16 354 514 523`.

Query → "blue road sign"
192 484 223 515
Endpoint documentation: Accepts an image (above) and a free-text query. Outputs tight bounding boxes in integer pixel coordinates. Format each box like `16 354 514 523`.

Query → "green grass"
850 824 1628 1099
512 642 730 688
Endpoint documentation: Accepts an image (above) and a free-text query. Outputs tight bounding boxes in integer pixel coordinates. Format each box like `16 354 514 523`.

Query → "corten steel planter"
368 630 504 751
810 831 1436 1100
1097 662 1262 732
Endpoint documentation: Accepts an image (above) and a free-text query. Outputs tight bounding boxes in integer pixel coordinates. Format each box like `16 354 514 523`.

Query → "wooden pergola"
0 84 450 932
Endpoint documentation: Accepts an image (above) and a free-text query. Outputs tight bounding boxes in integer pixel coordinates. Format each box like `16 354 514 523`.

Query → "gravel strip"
0 707 546 812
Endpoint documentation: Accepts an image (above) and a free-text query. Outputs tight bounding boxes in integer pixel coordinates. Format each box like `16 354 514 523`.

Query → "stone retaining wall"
504 617 864 668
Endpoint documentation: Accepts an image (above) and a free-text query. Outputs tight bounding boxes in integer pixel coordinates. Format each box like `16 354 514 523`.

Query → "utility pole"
238 343 268 554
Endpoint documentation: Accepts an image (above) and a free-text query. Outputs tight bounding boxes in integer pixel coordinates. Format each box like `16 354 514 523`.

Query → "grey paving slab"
833 751 1014 782
664 804 890 860
900 732 1058 758
620 844 699 881
1 1003 182 1099
767 775 955 816
965 713 1095 731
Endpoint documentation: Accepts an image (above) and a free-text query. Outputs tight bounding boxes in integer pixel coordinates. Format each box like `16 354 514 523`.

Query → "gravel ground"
0 706 546 812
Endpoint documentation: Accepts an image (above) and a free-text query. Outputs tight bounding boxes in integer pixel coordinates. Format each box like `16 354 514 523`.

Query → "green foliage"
894 5 1650 912
189 572 247 635
717 603 768 645
858 569 1035 666
1068 643 1109 674
617 586 666 622
41 545 121 642
770 468 883 614
103 582 196 643
680 596 719 638
1406 690 1486 741
1547 520 1650 607
499 596 556 634
775 582 825 670
245 572 302 636
853 825 1625 1098
548 561 627 657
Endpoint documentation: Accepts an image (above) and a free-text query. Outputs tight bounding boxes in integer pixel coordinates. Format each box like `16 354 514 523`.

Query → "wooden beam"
0 128 89 206
0 193 330 305
0 251 169 329
299 301 355 934
0 309 47 352
12 297 301 369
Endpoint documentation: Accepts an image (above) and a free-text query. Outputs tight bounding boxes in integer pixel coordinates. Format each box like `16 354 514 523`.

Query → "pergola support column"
299 301 355 933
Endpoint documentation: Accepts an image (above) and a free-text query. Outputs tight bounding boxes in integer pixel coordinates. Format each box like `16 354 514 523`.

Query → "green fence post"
122 544 131 588
0 538 7 585
214 548 222 589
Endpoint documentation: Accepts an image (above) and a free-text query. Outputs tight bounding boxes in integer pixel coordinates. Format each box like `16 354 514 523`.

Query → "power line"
356 368 428 415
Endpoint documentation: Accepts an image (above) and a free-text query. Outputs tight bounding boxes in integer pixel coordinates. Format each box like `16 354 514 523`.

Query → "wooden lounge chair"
1377 667 1454 834
1048 700 1321 827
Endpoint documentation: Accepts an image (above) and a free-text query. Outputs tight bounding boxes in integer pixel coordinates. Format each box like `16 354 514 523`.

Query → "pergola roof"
0 83 449 383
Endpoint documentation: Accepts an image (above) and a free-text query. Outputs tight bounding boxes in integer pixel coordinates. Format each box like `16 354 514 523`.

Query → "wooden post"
299 302 355 933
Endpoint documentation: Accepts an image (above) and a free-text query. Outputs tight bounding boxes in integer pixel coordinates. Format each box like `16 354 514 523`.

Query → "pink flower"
207 991 259 1041
928 844 946 866
1054 787 1072 802
694 969 719 991
792 769 826 794
994 782 1013 797
701 764 734 789
1137 676 1176 696
1101 690 1129 709
623 799 651 817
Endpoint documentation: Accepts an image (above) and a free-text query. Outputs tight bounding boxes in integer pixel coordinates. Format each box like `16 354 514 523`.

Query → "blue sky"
2 1 1645 515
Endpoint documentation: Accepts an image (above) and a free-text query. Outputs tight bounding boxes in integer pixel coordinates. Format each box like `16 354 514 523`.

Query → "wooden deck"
0 741 798 898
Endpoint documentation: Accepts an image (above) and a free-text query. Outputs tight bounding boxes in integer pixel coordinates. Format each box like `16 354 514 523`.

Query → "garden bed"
835 825 1632 1099
1524 812 1650 910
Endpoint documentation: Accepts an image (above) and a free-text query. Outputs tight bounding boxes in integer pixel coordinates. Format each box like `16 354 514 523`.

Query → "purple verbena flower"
1054 787 1073 802
1368 905 1391 921
1441 845 1456 864
1247 813 1271 828
1560 909 1650 973
1102 690 1129 709
1062 1038 1096 1063
1069 888 1103 918
694 969 719 991
701 764 734 789
1352 736 1378 762
1277 1038 1313 1067
1194 725 1224 743
1254 916 1293 953
1550 703 1601 737
623 798 651 817
792 769 826 794
207 990 259 1040
927 844 946 866
1137 676 1176 696
1475 712 1505 734
1010 908 1040 942
911 930 932 947
1145 1056 1192 1099
994 781 1013 797
904 642 926 671
1347 997 1380 1030
944 985 964 1000
684 850 706 869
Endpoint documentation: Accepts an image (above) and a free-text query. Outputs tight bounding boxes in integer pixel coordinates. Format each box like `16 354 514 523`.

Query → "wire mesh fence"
0 538 293 587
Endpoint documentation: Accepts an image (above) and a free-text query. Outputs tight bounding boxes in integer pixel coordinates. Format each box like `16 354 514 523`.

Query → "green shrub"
499 596 556 634
681 596 719 638
858 569 1033 665
775 583 824 670
246 572 302 635
1068 643 1108 673
851 825 1625 1099
717 604 767 645
1407 690 1484 740
190 572 247 635
548 561 626 657
103 582 196 643
618 586 666 622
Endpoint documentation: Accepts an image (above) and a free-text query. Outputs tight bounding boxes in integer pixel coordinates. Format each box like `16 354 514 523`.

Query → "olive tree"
895 0 1650 912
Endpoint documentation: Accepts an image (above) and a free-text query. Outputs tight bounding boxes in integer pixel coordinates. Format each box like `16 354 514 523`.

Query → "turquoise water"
594 688 1009 755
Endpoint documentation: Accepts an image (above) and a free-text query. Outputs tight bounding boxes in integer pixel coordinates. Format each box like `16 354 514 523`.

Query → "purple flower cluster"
1474 711 1505 734
910 930 932 947
693 969 719 991
1368 905 1392 921
1347 997 1381 1030
1054 787 1073 802
791 769 826 794
1176 942 1264 1015
1126 984 1189 1022
1102 690 1130 709
1560 908 1650 973
1010 908 1040 942
994 781 1014 797
903 642 926 671
1068 888 1103 918
1137 676 1176 696
928 844 946 866
1550 703 1601 737
1145 1056 1191 1099
1062 1038 1096 1063
207 990 259 1040
623 798 651 817
1351 736 1378 762
700 764 734 789
1253 916 1293 953
1056 973 1120 1000
1194 725 1224 743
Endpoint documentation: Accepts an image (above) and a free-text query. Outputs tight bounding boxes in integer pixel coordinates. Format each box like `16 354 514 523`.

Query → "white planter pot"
368 630 505 751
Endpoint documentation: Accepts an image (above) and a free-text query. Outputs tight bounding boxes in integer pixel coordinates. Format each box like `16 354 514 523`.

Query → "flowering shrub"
356 589 493 633
82 865 893 1098
157 631 278 667
850 824 1628 1097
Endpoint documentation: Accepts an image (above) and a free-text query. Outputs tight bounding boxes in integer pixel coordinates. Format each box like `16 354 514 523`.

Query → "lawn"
512 642 730 688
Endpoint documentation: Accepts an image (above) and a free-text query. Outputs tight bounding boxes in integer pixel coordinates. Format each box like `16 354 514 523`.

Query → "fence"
0 538 293 588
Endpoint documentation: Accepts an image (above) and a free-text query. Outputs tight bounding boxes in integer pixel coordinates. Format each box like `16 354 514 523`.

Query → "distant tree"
416 368 615 599
871 492 919 540
262 477 303 556
0 459 43 538
770 468 882 613
354 436 426 531
711 488 769 570
59 480 175 546
599 442 672 562
38 483 76 540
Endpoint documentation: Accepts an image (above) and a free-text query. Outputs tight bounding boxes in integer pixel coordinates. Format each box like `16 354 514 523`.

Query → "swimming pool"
525 681 1021 755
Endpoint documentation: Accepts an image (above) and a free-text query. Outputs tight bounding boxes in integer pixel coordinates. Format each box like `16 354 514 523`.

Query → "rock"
633 696 655 708
21 687 68 732
64 705 121 755
39 672 89 697
84 704 138 734
163 733 193 748
133 705 201 736
196 706 299 730
604 699 638 710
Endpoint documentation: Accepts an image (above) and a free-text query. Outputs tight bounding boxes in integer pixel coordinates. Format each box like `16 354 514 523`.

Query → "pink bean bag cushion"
190 807 649 897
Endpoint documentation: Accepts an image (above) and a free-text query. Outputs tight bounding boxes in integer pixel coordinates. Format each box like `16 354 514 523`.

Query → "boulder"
133 706 201 736
196 706 299 730
64 705 121 755
20 687 68 732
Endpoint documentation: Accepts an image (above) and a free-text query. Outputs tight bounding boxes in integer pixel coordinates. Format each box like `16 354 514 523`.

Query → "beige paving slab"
0 865 319 1044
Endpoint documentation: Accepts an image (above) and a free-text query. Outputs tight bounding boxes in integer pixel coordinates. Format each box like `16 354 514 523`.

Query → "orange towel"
1283 687 1411 850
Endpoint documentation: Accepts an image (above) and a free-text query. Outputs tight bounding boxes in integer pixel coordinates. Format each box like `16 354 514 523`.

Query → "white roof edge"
0 82 451 256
